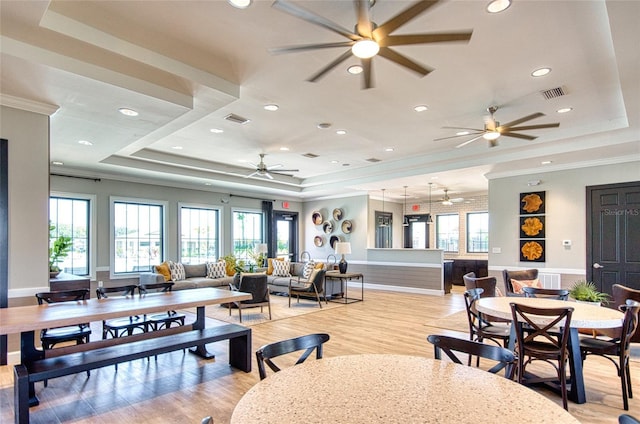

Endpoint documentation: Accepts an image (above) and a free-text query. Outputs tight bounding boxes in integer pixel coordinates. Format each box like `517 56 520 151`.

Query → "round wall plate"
342 220 353 234
330 235 341 249
333 208 343 221
323 221 333 234
314 235 324 247
312 211 323 225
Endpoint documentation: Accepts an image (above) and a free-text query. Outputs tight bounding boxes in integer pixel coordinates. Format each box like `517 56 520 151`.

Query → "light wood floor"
1 288 638 423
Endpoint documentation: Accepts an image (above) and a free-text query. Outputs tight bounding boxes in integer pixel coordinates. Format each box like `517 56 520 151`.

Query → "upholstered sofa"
139 262 234 291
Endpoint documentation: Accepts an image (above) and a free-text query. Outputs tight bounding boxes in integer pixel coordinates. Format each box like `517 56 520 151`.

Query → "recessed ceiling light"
486 0 511 13
414 105 428 112
172 146 183 150
330 160 339 164
78 140 92 146
557 107 573 113
204 182 212 186
430 176 439 180
541 160 553 165
456 131 470 136
118 107 138 116
348 65 363 75
336 130 347 135
210 128 224 133
264 104 279 111
384 147 394 152
228 0 251 9
280 147 290 151
531 67 551 77
51 161 64 166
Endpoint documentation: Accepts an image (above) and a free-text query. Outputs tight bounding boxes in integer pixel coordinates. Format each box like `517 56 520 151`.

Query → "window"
49 196 90 276
232 210 263 262
467 212 489 253
436 214 459 252
180 205 220 264
112 199 164 274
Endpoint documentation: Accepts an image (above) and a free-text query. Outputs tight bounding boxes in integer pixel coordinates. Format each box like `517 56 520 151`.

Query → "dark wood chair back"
612 284 640 343
236 274 269 304
463 288 511 348
96 285 137 299
34 289 92 351
255 333 330 380
463 272 498 297
427 334 516 378
522 287 569 300
502 269 538 296
138 282 174 295
36 288 90 304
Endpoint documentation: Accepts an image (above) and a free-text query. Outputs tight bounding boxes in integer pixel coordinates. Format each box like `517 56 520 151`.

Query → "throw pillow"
206 260 227 279
272 260 291 277
302 261 316 279
307 268 321 284
155 261 171 282
510 278 542 294
266 257 285 275
168 261 185 281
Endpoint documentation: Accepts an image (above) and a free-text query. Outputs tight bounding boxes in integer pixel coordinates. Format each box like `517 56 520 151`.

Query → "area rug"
428 310 469 334
180 293 346 326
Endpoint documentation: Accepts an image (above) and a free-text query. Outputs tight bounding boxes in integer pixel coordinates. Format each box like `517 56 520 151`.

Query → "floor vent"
538 273 561 289
302 153 319 158
540 86 567 100
224 113 250 124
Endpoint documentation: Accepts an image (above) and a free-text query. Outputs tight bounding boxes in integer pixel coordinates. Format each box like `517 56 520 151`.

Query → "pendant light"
379 189 388 227
427 183 434 224
402 186 409 227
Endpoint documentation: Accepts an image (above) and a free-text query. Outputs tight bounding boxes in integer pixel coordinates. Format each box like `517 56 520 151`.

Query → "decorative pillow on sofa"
206 261 227 279
267 257 285 275
510 278 542 294
168 261 185 281
155 261 171 282
302 261 316 279
272 260 291 277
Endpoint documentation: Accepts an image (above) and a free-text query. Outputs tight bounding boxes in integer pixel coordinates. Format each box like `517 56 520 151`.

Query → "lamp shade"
256 243 268 254
335 242 351 255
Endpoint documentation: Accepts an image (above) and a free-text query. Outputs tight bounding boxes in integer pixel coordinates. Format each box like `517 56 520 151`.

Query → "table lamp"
256 243 268 267
335 242 351 274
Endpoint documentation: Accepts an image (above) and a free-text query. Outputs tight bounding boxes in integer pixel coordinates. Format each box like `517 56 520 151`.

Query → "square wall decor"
520 191 545 215
520 215 545 239
520 239 545 262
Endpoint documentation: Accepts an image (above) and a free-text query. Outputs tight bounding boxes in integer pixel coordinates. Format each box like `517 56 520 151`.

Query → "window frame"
231 208 264 263
110 196 167 279
436 213 459 253
466 211 489 253
178 203 222 264
50 191 96 279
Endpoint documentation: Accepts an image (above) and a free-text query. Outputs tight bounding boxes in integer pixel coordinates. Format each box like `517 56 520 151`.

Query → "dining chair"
96 285 148 338
502 268 538 297
228 274 271 323
138 282 186 331
522 287 570 300
427 334 516 379
612 285 640 343
619 414 640 424
255 333 330 380
463 288 511 347
580 300 640 410
288 269 327 308
510 302 574 410
463 272 499 297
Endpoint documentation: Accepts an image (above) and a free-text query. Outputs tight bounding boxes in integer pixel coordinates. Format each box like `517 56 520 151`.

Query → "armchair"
289 269 327 308
502 268 539 296
228 274 271 323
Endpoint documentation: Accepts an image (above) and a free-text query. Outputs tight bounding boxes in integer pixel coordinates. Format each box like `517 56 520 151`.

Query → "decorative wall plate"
330 235 341 249
341 220 353 234
333 208 343 221
314 235 324 247
322 221 333 234
312 211 323 225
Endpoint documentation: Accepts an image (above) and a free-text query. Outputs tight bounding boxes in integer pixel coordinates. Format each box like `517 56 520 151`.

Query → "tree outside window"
113 201 163 273
233 211 263 262
49 196 90 275
180 206 219 264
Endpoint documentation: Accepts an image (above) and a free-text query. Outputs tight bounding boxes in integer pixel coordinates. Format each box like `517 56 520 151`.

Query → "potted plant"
49 223 73 277
569 280 610 305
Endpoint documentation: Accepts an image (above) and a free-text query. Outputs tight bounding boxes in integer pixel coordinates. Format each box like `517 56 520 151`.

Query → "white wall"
488 161 640 275
1 106 50 292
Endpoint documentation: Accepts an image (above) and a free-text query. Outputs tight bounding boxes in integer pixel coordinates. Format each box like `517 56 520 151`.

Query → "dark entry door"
586 181 640 295
274 211 298 261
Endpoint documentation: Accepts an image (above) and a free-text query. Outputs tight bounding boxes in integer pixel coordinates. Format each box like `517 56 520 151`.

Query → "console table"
325 271 364 304
49 272 90 291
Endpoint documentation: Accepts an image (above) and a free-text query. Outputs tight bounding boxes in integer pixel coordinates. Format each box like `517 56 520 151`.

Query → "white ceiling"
1 0 638 202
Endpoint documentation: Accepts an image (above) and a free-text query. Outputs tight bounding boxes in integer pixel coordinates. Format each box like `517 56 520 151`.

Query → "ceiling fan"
270 0 473 89
430 189 463 205
247 154 299 179
435 106 560 148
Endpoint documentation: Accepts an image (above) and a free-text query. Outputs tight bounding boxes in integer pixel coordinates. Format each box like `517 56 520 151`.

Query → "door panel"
587 181 640 296
274 211 298 261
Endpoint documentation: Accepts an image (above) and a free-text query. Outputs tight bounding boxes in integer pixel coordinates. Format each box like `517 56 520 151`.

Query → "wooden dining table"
231 354 580 423
476 296 624 404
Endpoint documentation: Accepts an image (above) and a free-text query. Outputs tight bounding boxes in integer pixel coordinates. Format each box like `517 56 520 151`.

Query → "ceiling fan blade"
308 50 353 82
272 0 359 41
442 126 485 132
246 171 259 178
270 41 355 54
506 123 560 131
500 112 545 128
455 135 483 148
434 132 482 142
273 169 299 173
373 0 440 39
354 0 373 37
263 172 274 180
380 31 473 47
378 47 433 76
267 164 283 170
501 132 537 141
362 57 373 89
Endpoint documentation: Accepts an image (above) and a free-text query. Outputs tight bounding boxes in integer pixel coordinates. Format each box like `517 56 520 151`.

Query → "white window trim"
109 196 168 279
466 211 489 253
178 202 222 263
436 213 459 253
231 207 263 257
50 191 97 281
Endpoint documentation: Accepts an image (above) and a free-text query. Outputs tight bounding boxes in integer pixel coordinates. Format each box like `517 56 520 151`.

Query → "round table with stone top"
231 354 580 423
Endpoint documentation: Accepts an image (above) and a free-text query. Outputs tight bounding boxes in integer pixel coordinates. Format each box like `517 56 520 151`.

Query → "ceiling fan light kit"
247 153 299 179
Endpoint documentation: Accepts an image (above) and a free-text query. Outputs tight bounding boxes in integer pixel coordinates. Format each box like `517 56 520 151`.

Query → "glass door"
375 211 393 248
274 211 298 261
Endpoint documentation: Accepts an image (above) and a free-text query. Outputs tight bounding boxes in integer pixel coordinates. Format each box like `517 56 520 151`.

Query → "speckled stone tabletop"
231 354 580 423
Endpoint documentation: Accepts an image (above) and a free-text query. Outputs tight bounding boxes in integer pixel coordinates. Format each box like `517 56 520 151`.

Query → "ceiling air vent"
224 113 250 124
302 153 319 158
540 86 567 100
366 158 381 163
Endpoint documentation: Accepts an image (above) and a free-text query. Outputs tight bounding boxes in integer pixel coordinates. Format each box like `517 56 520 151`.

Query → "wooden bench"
13 324 251 424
